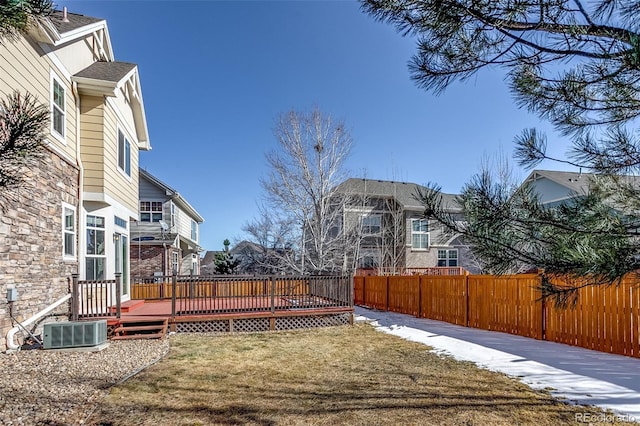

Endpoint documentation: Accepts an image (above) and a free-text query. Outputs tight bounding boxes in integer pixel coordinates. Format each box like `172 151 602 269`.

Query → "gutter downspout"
6 294 72 351
72 81 84 270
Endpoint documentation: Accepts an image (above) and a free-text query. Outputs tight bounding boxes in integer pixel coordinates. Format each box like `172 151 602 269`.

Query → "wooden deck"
103 299 354 333
74 274 355 334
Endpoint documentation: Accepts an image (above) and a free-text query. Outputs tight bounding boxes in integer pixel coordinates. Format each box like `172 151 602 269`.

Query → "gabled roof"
31 9 113 60
74 61 136 82
48 9 103 34
524 169 640 207
523 170 591 195
336 178 460 212
139 169 205 223
73 61 150 149
29 8 150 148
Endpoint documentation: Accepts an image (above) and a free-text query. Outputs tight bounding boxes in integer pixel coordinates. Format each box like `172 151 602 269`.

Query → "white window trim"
86 214 107 280
172 252 179 274
170 203 177 228
140 200 163 223
62 202 76 261
191 219 198 242
361 213 381 235
437 249 459 267
117 126 132 180
50 70 66 144
411 218 429 250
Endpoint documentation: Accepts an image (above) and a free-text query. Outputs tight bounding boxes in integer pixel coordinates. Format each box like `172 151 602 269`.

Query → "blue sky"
59 0 569 251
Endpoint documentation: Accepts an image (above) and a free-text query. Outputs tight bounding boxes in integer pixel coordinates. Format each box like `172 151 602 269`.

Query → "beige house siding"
52 34 102 75
103 102 139 215
110 94 137 137
0 36 77 161
177 211 197 243
80 95 105 193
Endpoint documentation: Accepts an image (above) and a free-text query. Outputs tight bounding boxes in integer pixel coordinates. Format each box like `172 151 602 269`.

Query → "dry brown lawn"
89 324 621 426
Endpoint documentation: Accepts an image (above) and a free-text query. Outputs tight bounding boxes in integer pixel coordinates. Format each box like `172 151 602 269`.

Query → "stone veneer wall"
0 149 79 349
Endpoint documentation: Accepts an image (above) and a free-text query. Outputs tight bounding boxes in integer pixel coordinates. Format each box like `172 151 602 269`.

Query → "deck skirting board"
171 311 353 334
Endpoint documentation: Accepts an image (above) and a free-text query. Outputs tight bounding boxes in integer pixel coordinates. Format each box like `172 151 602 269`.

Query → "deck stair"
111 318 168 340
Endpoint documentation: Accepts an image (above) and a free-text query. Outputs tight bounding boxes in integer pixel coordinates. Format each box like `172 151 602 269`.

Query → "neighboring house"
523 169 602 207
0 8 150 347
130 169 204 277
336 178 477 274
200 250 219 275
201 241 284 275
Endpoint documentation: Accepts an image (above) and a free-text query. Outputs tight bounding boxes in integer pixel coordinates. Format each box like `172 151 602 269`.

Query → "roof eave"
72 76 118 96
172 193 205 223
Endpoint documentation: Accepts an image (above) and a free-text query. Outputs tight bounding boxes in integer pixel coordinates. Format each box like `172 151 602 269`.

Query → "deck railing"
71 273 122 321
131 274 353 316
73 273 353 319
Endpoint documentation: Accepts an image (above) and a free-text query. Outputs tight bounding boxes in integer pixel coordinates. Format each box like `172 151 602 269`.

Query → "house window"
191 253 198 275
438 249 458 267
358 249 379 269
172 252 179 274
361 214 381 235
191 220 198 241
114 216 127 229
411 219 429 249
170 203 176 227
140 201 163 222
117 129 131 176
62 204 75 258
51 75 65 139
86 215 106 280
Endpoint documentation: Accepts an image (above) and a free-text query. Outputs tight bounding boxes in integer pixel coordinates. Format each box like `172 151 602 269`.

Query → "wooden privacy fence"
355 274 640 358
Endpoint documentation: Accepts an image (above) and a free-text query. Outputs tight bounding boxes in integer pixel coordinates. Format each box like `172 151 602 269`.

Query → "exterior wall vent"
43 320 107 349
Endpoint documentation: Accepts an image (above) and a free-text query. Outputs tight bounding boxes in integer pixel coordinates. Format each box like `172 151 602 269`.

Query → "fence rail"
73 274 353 319
355 267 467 276
355 274 640 358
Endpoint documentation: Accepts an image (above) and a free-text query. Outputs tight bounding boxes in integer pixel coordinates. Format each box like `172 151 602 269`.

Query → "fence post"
349 275 354 307
71 274 79 321
270 276 276 314
171 271 177 320
418 275 423 318
539 275 545 340
115 273 122 319
464 274 469 327
386 275 390 311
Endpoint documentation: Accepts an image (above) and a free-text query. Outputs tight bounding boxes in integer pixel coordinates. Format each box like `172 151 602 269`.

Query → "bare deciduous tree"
251 107 359 274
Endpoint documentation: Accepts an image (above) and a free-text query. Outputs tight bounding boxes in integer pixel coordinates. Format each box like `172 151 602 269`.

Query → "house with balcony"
0 8 150 348
336 178 477 275
130 169 204 277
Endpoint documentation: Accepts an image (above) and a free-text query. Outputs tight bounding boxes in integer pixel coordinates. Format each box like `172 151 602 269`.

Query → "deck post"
115 273 122 319
349 275 354 307
270 276 276 314
171 271 177 320
71 274 79 321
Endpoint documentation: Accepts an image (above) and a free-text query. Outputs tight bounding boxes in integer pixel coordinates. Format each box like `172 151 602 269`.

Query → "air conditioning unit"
43 320 107 349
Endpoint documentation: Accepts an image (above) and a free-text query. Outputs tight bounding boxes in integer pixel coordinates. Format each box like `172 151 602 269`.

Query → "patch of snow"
364 318 640 422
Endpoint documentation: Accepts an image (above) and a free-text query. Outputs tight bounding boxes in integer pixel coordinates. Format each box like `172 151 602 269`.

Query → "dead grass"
89 324 621 425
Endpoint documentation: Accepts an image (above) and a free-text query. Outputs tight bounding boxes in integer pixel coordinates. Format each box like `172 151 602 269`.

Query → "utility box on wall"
6 287 17 302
